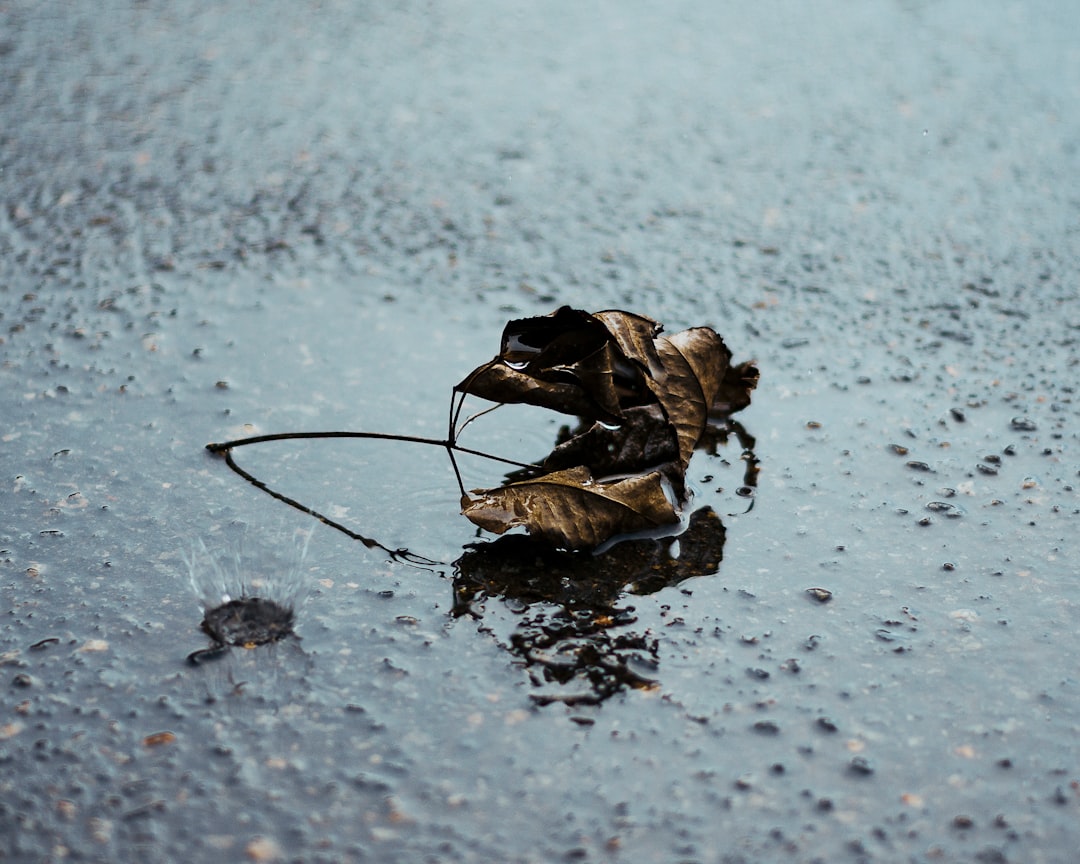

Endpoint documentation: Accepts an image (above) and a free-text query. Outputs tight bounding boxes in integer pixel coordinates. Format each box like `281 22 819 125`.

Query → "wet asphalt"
2 2 1079 862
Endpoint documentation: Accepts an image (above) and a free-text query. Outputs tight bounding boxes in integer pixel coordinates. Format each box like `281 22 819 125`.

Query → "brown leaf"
456 306 757 550
591 309 665 383
455 306 655 424
461 466 680 550
652 326 730 470
541 405 678 477
455 358 616 422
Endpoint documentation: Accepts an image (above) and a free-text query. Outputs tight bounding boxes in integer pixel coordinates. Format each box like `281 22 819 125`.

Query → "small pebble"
245 836 283 862
806 587 833 603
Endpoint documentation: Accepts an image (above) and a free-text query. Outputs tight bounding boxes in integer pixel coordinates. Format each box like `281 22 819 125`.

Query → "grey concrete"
2 2 1078 861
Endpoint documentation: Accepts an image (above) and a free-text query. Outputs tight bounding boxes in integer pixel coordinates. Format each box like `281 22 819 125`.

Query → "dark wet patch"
188 597 295 664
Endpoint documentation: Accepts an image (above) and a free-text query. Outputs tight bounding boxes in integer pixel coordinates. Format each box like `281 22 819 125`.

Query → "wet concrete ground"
2 1 1078 861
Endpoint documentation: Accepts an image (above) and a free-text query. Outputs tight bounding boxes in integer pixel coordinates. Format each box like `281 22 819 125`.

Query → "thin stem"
205 428 542 553
206 423 546 556
454 402 502 437
206 430 535 470
207 430 446 453
216 447 443 568
450 443 534 470
448 386 463 445
445 443 466 499
449 359 495 444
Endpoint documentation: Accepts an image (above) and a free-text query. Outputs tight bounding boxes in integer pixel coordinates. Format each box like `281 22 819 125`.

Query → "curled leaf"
541 405 678 478
456 306 660 424
652 326 729 471
456 306 756 550
591 309 665 383
460 310 608 421
462 466 680 551
206 306 755 558
455 358 614 422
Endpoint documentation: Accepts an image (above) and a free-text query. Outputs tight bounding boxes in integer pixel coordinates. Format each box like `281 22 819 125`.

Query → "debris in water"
202 596 295 648
184 529 311 665
143 731 177 747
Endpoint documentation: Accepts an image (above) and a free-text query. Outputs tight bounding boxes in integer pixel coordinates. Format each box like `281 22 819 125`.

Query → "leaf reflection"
452 506 726 705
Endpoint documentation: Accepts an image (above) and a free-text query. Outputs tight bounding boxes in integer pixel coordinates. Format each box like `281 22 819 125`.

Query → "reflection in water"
452 506 726 705
450 417 756 705
202 419 756 704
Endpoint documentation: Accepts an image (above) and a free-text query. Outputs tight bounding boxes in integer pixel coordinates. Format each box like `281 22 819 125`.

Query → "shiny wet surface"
2 2 1078 862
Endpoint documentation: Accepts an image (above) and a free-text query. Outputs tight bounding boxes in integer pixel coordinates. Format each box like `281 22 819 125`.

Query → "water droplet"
597 420 622 431
504 359 529 371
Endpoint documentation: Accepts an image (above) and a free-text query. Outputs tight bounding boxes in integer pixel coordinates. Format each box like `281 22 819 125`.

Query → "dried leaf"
455 358 615 422
456 306 658 424
456 306 756 550
208 306 755 557
541 405 678 478
591 309 665 382
462 466 680 550
652 326 729 470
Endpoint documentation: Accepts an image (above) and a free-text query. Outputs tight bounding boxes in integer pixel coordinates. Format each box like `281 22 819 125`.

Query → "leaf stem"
207 430 443 452
206 430 535 470
205 428 544 563
215 446 442 567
